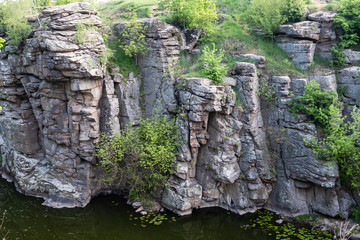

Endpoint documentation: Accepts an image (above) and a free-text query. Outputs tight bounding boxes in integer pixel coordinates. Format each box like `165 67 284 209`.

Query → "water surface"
0 179 273 240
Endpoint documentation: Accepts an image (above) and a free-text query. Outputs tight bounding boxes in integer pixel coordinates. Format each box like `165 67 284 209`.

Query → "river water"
0 179 274 240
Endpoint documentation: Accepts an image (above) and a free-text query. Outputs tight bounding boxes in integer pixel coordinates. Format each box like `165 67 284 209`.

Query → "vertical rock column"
0 3 106 207
116 20 180 118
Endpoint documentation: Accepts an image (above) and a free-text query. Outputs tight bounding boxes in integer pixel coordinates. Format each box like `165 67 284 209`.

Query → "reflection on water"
0 179 273 240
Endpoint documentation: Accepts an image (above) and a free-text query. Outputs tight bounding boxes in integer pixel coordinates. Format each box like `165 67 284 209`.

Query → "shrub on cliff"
245 0 305 36
306 107 360 188
119 11 148 58
289 81 360 189
0 38 5 49
159 0 217 34
334 0 360 48
95 114 179 202
200 43 227 84
0 0 33 46
245 0 287 36
288 80 339 130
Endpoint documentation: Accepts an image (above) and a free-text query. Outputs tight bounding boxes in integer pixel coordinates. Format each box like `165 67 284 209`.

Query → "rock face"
0 2 105 207
337 67 360 117
0 4 359 220
276 11 337 69
261 76 340 216
277 38 316 70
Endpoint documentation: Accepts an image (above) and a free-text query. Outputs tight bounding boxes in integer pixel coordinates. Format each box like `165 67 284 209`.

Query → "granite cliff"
0 3 359 220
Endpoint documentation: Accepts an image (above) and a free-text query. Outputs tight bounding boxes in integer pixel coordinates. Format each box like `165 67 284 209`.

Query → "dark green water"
0 179 274 240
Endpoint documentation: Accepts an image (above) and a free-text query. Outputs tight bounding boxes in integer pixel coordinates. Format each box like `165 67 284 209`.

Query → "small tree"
288 80 339 130
200 43 227 84
306 107 360 188
0 0 33 46
283 0 305 22
245 0 305 36
119 11 148 58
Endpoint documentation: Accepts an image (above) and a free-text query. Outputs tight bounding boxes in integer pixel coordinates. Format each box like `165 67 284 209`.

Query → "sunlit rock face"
0 2 106 208
0 3 358 219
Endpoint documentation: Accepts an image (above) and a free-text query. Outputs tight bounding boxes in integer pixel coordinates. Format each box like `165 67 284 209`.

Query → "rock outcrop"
0 4 359 220
276 11 337 69
0 2 105 207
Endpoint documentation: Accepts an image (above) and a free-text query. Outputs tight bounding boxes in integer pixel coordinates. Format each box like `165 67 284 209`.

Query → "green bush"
306 107 360 188
257 77 277 102
334 0 360 48
0 0 33 46
55 0 80 5
95 114 179 202
331 44 347 67
288 80 339 130
200 43 227 84
245 0 286 36
290 80 360 189
33 0 51 7
159 0 217 33
136 6 152 18
283 0 306 22
245 0 305 36
119 11 148 58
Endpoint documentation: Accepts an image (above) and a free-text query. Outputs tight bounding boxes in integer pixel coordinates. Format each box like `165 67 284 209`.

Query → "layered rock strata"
0 4 359 220
0 2 105 207
277 11 337 70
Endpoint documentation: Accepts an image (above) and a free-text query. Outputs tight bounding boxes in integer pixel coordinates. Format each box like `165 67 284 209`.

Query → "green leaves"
288 80 339 131
159 0 217 34
245 0 305 36
0 38 5 49
334 0 360 48
96 114 179 202
119 11 148 58
290 81 360 189
200 43 227 84
0 0 33 46
307 107 360 188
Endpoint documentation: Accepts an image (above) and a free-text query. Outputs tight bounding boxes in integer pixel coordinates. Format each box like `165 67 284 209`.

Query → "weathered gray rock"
0 2 105 208
308 11 337 22
115 73 141 127
278 21 321 41
315 41 336 60
277 38 316 70
344 49 360 64
337 66 360 117
0 3 355 221
180 28 202 52
309 73 337 92
263 75 342 217
115 20 180 118
233 54 266 69
161 178 202 216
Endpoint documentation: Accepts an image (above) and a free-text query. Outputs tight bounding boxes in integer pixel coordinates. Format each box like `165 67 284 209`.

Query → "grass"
96 0 157 25
308 53 333 75
97 0 306 82
179 16 304 78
